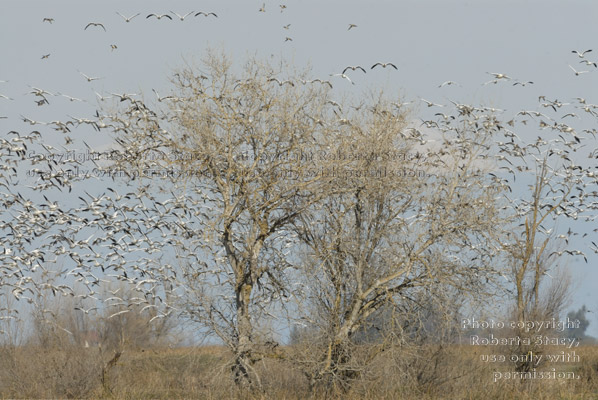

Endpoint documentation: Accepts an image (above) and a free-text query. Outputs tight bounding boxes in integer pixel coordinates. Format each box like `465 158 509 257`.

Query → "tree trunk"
232 282 254 386
311 320 358 392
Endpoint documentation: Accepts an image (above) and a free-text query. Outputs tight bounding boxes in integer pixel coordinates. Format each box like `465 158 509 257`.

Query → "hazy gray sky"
1 0 597 335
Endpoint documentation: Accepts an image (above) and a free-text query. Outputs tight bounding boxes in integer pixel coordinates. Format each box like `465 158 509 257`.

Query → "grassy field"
1 344 597 399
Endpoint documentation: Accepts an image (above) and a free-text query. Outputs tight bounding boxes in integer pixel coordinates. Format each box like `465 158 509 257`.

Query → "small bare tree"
492 96 595 372
498 158 582 372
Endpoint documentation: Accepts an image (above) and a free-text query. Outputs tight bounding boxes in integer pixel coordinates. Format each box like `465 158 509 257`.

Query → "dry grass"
0 344 596 399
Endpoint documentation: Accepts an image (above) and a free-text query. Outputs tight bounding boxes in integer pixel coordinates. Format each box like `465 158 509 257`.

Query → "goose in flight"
579 59 597 68
195 11 218 18
568 64 589 76
512 80 534 86
561 112 579 119
59 93 85 102
94 91 112 101
170 11 195 21
371 62 397 70
84 22 106 31
486 72 511 80
482 79 501 85
74 306 98 314
29 86 54 98
43 18 54 24
438 80 460 88
348 23 357 30
392 101 412 109
108 309 130 319
342 65 366 74
268 78 295 86
420 98 444 108
330 73 355 85
110 92 139 102
434 112 455 121
259 3 266 12
41 53 50 59
147 13 172 20
152 88 175 102
79 71 103 82
149 311 171 323
572 49 592 58
300 79 333 88
116 12 140 22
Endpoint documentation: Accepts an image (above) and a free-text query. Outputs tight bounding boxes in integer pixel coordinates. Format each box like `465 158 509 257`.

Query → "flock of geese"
341 62 398 74
478 50 597 84
86 11 218 28
329 62 399 85
1 5 597 337
80 11 218 32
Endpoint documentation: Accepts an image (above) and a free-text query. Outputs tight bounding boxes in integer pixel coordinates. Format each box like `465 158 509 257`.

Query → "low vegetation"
1 343 597 399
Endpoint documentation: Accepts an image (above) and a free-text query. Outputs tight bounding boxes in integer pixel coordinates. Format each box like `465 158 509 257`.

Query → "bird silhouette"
84 22 106 31
568 64 589 76
421 98 444 108
170 11 195 21
146 13 173 20
371 62 397 70
300 79 333 88
438 80 460 88
116 12 140 22
268 78 295 86
195 11 218 18
579 59 597 68
108 309 130 318
572 49 592 58
513 81 534 86
342 65 366 74
78 71 103 82
74 306 98 314
487 72 511 80
330 73 355 85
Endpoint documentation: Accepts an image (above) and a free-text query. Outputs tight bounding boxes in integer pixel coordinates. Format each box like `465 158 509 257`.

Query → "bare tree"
289 98 509 390
496 135 589 372
103 50 341 385
501 160 573 323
